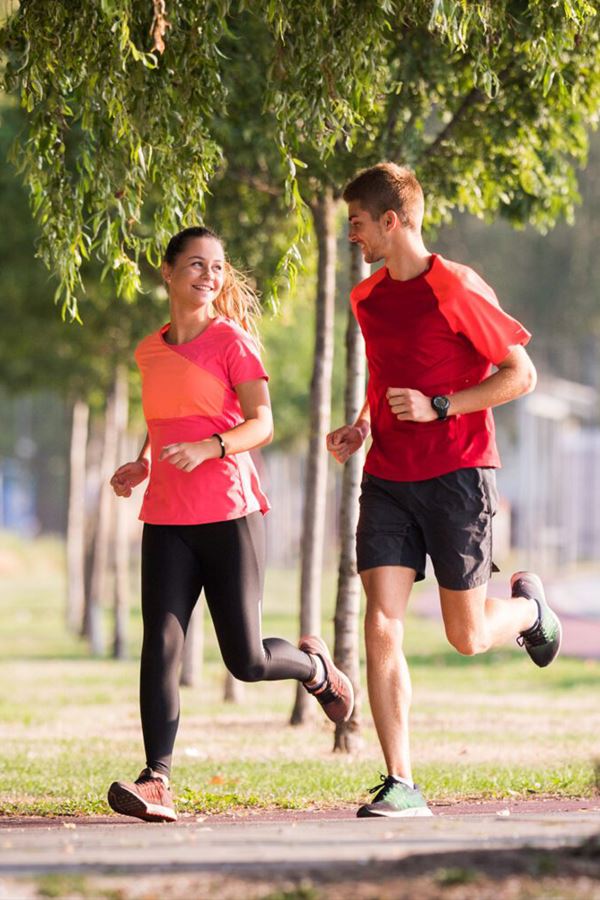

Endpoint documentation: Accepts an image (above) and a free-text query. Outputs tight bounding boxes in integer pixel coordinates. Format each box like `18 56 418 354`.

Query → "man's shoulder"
429 255 498 306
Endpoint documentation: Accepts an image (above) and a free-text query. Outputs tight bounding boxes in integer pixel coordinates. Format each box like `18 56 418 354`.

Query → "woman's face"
162 236 226 310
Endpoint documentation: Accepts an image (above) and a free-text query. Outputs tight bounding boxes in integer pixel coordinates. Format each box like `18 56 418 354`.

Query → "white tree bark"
66 398 89 633
112 365 130 659
85 385 118 656
333 244 368 752
290 188 338 725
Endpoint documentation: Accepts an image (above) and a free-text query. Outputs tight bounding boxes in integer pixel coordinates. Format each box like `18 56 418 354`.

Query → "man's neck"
385 236 431 282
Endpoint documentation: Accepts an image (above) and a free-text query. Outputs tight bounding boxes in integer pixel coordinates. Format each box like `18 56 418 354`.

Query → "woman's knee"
225 651 268 682
143 623 185 669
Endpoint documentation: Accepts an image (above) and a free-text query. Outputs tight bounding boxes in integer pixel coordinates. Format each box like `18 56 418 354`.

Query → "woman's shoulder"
210 317 260 349
134 326 166 358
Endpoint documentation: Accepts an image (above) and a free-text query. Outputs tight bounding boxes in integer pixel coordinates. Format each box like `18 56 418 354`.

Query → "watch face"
433 396 449 411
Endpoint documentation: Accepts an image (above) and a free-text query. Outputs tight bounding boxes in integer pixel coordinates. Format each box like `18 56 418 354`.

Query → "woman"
107 226 353 823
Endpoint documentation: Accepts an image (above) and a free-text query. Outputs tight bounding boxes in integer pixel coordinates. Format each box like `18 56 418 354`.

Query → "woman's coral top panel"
134 317 270 524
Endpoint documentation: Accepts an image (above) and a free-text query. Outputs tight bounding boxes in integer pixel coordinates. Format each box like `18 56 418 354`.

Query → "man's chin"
362 249 382 265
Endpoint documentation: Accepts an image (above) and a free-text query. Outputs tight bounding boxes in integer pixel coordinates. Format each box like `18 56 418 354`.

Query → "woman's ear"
161 261 171 285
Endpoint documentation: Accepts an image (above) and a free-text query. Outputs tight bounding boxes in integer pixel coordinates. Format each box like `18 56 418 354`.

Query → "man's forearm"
448 359 536 417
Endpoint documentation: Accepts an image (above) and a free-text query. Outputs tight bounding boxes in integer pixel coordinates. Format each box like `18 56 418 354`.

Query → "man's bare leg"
440 581 538 656
362 565 416 781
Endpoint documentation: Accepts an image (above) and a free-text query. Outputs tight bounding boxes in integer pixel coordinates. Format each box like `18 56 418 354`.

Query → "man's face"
347 200 386 264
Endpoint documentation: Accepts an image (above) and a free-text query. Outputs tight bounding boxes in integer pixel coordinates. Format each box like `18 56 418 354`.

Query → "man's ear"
382 210 400 232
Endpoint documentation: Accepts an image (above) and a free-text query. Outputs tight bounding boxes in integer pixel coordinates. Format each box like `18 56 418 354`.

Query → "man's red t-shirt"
350 254 531 482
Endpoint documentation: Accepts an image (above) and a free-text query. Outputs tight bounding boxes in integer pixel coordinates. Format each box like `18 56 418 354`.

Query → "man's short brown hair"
343 162 424 229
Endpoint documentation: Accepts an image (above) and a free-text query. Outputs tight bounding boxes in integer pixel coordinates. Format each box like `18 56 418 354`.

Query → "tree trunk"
333 245 368 752
112 365 130 660
66 397 89 633
180 600 204 687
290 188 338 725
85 386 118 656
223 670 245 703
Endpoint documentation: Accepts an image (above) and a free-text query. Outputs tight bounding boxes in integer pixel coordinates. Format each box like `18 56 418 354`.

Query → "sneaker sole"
300 635 355 723
357 806 433 818
107 783 177 823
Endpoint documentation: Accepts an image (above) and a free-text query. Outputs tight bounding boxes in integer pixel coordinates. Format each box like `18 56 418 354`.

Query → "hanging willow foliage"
1 1 599 318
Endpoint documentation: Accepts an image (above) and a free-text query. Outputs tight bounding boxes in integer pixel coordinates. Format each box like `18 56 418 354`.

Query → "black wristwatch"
431 395 450 420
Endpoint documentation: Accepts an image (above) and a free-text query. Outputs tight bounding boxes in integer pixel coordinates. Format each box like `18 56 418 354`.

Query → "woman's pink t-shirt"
134 317 270 525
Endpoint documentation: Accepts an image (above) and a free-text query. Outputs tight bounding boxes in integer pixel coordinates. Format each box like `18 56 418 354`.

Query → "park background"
0 1 599 819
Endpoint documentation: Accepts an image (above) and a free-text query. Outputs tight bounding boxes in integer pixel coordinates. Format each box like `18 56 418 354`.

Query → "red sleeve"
225 331 269 386
432 259 531 365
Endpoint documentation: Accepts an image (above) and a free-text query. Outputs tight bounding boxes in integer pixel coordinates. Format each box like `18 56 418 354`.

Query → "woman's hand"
159 438 220 472
110 459 149 497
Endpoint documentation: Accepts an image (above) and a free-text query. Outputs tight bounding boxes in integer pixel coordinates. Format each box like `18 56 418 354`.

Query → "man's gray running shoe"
357 775 433 818
513 571 562 668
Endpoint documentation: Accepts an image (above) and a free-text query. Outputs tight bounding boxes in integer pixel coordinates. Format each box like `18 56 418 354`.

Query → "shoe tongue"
136 768 154 782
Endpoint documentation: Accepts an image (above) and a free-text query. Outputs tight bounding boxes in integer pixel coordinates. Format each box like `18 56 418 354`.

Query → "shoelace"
313 680 340 704
517 607 555 646
367 774 398 798
136 768 166 786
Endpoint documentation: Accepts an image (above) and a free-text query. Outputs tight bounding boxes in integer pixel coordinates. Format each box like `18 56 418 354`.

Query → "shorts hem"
436 570 494 592
357 562 425 582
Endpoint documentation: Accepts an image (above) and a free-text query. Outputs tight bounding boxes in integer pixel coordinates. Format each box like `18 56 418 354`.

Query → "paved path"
1 803 599 877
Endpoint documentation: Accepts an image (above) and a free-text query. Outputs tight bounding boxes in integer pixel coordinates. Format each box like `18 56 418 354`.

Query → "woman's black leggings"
140 512 314 777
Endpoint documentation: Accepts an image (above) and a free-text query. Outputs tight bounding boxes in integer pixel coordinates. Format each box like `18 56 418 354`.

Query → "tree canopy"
1 1 599 318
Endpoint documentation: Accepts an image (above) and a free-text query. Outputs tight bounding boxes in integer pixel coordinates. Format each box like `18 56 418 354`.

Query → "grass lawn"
0 531 598 816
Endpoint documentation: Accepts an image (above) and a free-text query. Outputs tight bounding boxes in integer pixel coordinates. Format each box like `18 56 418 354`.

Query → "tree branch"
423 85 483 159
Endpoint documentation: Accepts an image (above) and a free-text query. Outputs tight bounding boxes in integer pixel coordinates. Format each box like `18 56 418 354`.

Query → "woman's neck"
165 305 214 345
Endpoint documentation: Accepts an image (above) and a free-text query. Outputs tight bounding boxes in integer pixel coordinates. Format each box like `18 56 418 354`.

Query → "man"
327 162 561 818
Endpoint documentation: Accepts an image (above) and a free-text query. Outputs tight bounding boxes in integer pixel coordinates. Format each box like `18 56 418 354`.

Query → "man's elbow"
521 360 537 395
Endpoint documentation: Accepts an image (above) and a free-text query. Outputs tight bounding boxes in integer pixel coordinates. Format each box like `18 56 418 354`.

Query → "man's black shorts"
356 467 499 591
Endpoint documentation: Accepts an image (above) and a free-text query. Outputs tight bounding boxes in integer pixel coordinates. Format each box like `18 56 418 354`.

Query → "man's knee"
445 628 490 656
365 606 405 651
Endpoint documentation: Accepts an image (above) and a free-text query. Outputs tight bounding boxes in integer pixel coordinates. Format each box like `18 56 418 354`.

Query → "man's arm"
387 346 536 422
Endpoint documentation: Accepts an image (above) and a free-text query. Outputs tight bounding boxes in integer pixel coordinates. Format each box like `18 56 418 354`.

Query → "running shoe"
299 635 354 724
357 775 433 818
513 571 562 668
107 768 177 822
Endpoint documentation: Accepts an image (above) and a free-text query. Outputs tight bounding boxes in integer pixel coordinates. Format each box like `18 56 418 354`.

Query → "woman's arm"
110 432 151 497
159 379 273 472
